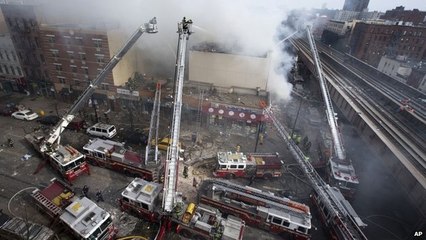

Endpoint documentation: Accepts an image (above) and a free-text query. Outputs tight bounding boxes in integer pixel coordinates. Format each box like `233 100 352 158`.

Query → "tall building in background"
380 6 426 26
349 22 426 67
343 0 369 12
0 2 50 94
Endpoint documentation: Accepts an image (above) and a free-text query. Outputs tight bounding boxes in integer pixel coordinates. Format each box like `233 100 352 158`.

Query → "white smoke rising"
36 0 316 101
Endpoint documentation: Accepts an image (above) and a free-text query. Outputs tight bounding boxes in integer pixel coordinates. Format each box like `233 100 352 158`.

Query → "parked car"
67 118 87 131
86 123 117 139
120 128 148 146
37 115 60 125
0 106 18 116
11 110 39 121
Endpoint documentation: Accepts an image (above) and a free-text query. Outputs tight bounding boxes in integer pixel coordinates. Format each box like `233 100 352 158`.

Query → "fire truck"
25 17 158 182
199 179 312 240
305 26 359 198
31 178 117 240
118 178 245 240
83 138 163 182
0 213 55 240
213 152 283 179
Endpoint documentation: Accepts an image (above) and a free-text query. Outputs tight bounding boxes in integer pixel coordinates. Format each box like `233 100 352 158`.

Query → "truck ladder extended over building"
264 107 367 240
146 82 162 164
306 26 359 196
40 18 158 152
162 18 193 213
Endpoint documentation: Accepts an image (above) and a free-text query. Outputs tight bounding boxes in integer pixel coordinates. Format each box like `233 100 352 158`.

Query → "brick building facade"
381 6 426 26
349 22 426 67
39 24 114 100
0 2 49 94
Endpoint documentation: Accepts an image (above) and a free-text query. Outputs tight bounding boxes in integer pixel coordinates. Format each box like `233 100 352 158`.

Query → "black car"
37 115 60 125
0 107 17 116
120 129 148 146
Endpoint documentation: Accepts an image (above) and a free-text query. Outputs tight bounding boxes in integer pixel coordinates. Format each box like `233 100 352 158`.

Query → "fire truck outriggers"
83 138 163 182
118 178 245 240
31 178 117 240
213 152 283 179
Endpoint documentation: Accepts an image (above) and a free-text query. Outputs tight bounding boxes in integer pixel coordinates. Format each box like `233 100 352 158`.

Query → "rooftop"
121 178 162 204
60 197 111 239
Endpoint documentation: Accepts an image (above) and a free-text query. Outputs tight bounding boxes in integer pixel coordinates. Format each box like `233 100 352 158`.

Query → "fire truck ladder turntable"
145 82 162 164
40 18 158 153
264 107 367 240
162 18 193 213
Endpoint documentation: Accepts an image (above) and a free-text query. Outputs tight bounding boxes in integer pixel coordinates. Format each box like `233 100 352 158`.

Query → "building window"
58 77 66 84
11 52 17 61
5 52 10 61
63 36 71 45
0 66 2 73
67 51 74 59
17 67 22 75
95 54 104 63
101 84 109 90
79 52 86 60
93 38 102 48
55 64 63 71
47 35 56 43
75 37 83 45
0 51 3 60
51 50 59 58
10 66 15 75
81 67 89 75
71 65 77 73
4 65 9 74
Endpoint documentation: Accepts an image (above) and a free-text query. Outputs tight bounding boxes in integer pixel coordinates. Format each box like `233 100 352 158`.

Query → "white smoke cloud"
35 0 317 101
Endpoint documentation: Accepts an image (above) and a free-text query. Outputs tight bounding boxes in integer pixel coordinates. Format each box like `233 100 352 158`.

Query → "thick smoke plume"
36 0 316 101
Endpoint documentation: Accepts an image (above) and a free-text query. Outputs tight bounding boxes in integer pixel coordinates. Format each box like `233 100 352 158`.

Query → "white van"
86 123 117 139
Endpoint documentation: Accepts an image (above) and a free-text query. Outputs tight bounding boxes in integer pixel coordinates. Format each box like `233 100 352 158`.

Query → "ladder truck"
306 26 359 198
118 178 245 240
26 17 158 183
263 106 368 239
31 178 117 240
117 18 245 240
199 179 312 240
145 82 162 165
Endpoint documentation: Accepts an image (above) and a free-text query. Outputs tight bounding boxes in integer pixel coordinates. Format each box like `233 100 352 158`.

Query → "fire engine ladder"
162 18 192 213
31 190 62 216
41 17 158 152
195 89 204 140
306 26 346 162
209 180 309 219
145 82 162 165
264 108 367 240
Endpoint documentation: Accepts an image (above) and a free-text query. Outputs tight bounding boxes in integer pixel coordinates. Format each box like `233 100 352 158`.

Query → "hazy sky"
314 0 425 11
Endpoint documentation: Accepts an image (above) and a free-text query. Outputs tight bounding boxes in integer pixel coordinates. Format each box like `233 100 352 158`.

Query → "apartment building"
350 21 426 67
0 33 25 92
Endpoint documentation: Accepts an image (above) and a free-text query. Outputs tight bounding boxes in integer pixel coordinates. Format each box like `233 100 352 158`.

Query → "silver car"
12 110 39 121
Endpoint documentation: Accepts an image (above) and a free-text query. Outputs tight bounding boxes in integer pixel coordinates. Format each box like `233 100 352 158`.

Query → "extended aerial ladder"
25 18 158 182
145 82 162 164
162 17 193 213
40 18 158 153
264 107 367 239
305 26 359 197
